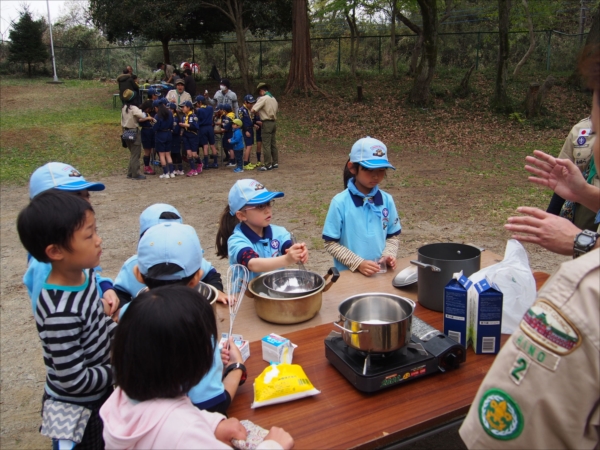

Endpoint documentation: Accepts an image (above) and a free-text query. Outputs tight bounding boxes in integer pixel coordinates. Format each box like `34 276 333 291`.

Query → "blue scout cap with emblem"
139 203 183 236
349 136 396 170
180 100 193 108
228 179 284 215
29 162 105 199
152 99 161 108
147 88 161 97
159 98 168 105
244 94 256 103
137 222 203 280
195 95 205 104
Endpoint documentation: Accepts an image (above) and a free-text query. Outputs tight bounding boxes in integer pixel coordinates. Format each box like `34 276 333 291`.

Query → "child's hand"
285 243 308 265
358 260 381 277
264 427 294 449
216 291 230 304
228 139 232 143
100 298 111 315
221 337 243 366
383 256 397 270
101 289 120 316
215 418 247 444
245 131 251 137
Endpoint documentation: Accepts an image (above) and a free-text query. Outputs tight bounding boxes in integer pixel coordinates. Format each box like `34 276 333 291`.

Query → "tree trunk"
390 0 397 78
284 0 324 96
345 9 359 77
455 64 475 98
408 33 424 76
568 8 600 87
28 61 32 77
524 82 539 117
409 0 438 106
491 0 512 112
232 15 251 93
161 38 171 65
533 75 555 116
513 0 535 77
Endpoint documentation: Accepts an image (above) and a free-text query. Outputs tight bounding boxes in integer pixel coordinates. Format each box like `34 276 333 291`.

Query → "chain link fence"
1 30 588 80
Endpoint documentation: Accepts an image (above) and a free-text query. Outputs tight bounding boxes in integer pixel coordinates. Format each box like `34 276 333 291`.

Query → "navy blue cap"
222 104 232 112
195 95 205 104
244 94 256 103
180 100 193 109
147 88 161 97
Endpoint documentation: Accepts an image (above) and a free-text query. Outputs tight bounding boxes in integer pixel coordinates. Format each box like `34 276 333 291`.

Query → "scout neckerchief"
264 91 274 98
184 111 193 129
347 178 382 218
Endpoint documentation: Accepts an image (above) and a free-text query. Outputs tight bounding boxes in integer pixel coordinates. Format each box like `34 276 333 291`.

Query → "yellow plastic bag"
251 363 320 408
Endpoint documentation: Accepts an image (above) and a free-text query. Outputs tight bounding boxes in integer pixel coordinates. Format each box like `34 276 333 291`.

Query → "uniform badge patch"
577 136 586 145
479 389 524 440
382 208 389 217
520 299 581 355
512 331 561 371
270 239 280 249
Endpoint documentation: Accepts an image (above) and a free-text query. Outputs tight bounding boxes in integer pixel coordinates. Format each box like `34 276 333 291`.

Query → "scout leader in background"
166 79 192 111
546 115 598 231
459 46 600 450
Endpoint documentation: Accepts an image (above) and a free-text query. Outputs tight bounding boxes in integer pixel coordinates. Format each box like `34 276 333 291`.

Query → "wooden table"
224 252 510 449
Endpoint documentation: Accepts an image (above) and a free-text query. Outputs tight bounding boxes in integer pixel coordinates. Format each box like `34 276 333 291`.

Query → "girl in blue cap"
140 100 156 175
322 137 402 277
179 100 201 176
169 102 185 175
216 179 308 280
153 100 175 178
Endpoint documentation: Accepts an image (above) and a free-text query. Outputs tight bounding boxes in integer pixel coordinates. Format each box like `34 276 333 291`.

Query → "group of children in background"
17 136 400 449
140 88 263 179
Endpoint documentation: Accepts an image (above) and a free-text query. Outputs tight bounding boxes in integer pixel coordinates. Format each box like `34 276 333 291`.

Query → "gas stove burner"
325 318 466 393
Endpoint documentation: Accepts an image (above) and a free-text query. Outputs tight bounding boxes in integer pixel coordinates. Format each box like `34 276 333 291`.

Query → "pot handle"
323 267 340 293
409 260 442 272
333 321 369 334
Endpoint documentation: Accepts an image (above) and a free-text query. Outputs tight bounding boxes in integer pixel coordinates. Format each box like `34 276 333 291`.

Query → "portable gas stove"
325 317 466 393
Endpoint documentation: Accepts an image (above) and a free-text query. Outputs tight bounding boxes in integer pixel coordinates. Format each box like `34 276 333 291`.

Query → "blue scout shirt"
227 222 293 280
23 257 113 314
196 105 214 127
114 254 216 300
322 183 401 271
230 128 244 151
183 111 200 134
238 105 254 131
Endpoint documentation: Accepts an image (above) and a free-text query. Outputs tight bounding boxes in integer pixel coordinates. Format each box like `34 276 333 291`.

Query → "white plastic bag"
468 240 536 334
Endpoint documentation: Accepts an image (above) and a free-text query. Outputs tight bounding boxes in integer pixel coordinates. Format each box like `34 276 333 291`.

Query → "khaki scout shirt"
166 90 192 110
558 117 597 178
121 104 145 129
459 249 600 449
253 94 278 121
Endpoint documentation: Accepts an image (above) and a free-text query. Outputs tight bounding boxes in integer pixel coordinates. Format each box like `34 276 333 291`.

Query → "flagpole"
46 0 61 83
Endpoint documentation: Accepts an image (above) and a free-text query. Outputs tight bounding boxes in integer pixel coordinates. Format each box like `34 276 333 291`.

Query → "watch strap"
223 362 247 386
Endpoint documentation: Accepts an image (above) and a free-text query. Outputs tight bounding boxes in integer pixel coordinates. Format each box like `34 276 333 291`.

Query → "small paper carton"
470 278 503 354
220 333 250 362
443 271 473 347
261 333 297 364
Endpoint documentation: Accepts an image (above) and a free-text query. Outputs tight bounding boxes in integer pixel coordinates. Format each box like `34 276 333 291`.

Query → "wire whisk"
226 264 250 349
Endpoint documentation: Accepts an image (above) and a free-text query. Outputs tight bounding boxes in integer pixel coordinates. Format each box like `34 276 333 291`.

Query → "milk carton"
469 278 503 354
219 333 250 362
261 333 297 364
443 272 473 347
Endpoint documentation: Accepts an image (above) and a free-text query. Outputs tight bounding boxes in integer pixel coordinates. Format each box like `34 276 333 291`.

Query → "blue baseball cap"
168 102 177 110
215 104 224 111
244 94 256 103
349 137 396 170
147 88 161 97
159 98 168 105
180 100 193 109
137 223 203 280
139 203 183 236
222 104 232 112
228 179 284 215
152 99 161 108
194 95 205 104
29 162 105 199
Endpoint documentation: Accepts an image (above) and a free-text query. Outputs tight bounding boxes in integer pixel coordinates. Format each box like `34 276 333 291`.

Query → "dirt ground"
0 145 570 448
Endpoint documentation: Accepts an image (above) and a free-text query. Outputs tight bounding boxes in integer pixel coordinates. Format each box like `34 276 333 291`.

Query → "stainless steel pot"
334 293 415 353
247 268 339 324
410 243 482 312
262 269 323 298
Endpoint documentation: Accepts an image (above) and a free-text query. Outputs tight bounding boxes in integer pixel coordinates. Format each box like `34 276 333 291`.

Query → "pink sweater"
100 388 281 450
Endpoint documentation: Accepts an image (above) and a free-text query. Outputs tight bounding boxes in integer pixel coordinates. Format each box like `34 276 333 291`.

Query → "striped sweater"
35 269 116 404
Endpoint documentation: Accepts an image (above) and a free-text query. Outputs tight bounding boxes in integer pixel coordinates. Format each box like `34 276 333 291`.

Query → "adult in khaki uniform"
121 89 151 180
459 249 599 449
166 79 192 111
547 116 598 231
252 83 278 171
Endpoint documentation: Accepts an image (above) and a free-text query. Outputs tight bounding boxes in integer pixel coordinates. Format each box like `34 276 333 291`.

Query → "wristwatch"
223 362 247 386
573 230 599 258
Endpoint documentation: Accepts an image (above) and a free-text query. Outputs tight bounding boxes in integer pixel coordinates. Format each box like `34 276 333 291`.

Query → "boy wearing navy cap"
322 137 402 276
128 222 244 415
195 95 219 169
179 100 201 176
169 102 184 175
238 95 258 169
229 119 245 173
221 104 236 167
147 88 161 101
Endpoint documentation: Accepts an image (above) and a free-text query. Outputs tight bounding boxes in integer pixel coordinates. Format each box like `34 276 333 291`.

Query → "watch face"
577 235 594 246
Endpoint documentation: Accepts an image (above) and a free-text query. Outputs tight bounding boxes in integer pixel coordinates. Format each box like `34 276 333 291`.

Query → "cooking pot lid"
392 265 418 287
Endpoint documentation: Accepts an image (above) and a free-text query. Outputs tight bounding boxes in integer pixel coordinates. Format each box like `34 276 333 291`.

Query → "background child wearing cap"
153 100 175 179
179 100 202 176
195 95 219 169
128 222 244 415
238 95 257 170
229 119 245 173
23 162 120 318
169 102 185 176
221 104 236 167
100 285 294 450
17 190 116 449
322 137 402 277
213 105 225 164
216 179 308 280
113 203 230 306
140 99 157 175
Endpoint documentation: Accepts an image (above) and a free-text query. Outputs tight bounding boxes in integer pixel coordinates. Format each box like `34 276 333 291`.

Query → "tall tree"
512 0 534 77
492 0 512 111
569 6 600 88
8 7 48 77
285 0 323 95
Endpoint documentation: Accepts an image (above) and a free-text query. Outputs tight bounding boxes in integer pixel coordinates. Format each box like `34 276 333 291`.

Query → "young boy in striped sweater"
17 190 116 449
